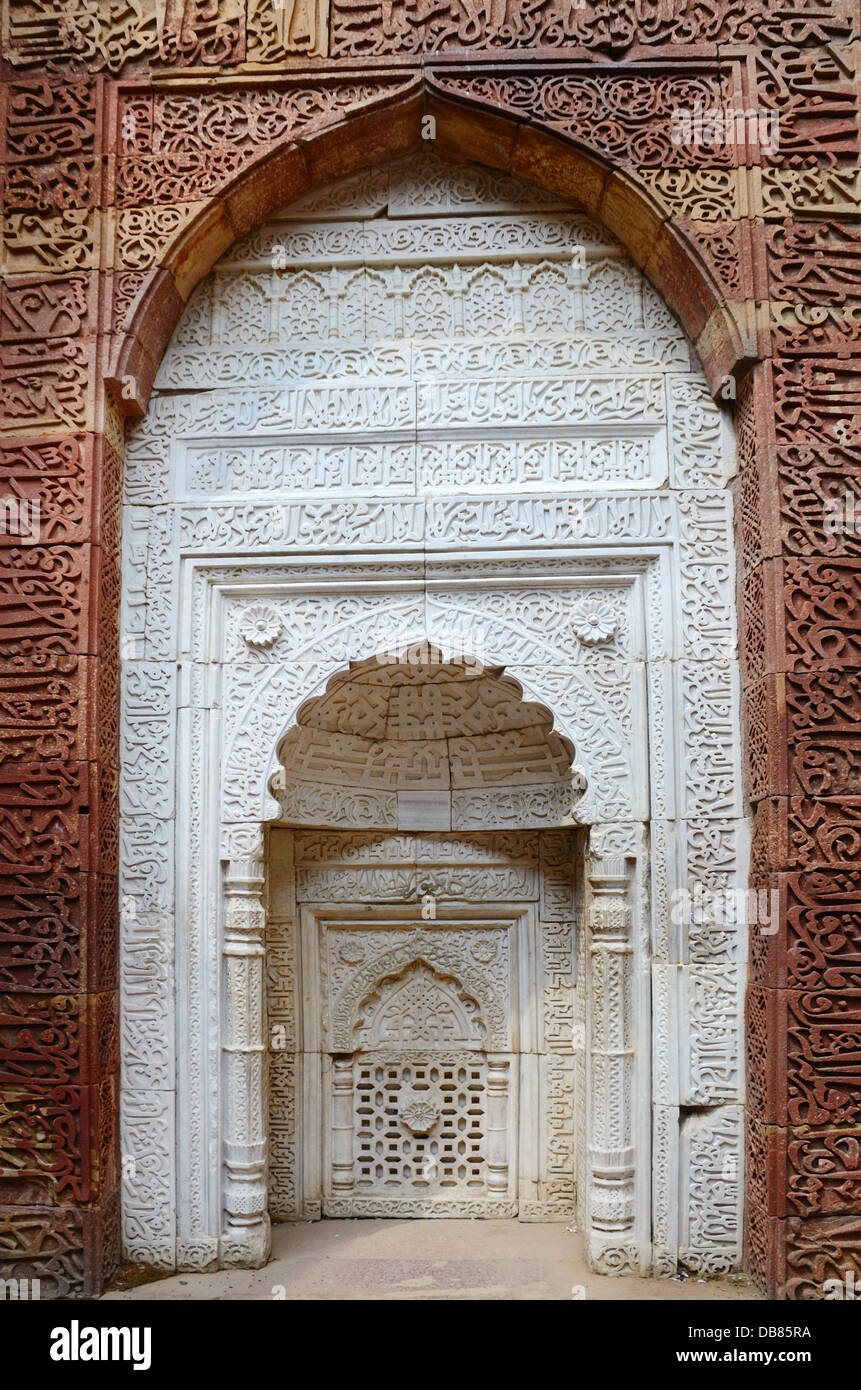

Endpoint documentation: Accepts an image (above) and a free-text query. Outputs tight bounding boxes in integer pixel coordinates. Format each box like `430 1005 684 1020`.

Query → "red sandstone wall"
1 0 859 1298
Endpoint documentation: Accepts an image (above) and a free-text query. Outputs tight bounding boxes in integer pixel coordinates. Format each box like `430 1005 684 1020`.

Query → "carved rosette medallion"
239 603 283 649
573 602 617 645
400 1095 441 1134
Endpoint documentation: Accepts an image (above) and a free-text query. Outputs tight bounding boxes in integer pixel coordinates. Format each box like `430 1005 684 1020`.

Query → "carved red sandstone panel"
786 1131 861 1219
752 796 861 876
0 1190 119 1298
4 80 97 211
766 222 861 311
430 70 738 168
0 992 118 1088
783 559 861 670
3 0 858 71
747 1117 861 1222
756 44 860 169
751 867 861 990
330 0 780 56
158 0 247 65
772 355 861 447
776 445 861 559
746 981 861 1134
0 1075 117 1208
114 78 417 204
783 1215 861 1297
786 667 861 797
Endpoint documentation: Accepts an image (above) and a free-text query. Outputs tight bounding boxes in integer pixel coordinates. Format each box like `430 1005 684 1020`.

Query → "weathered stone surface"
1 2 858 1303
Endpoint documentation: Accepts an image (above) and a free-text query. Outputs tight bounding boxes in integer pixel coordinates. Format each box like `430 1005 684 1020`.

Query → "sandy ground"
102 1219 762 1301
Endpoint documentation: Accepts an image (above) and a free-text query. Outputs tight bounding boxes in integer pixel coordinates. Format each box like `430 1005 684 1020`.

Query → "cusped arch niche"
269 649 588 833
354 959 486 1051
331 939 507 1052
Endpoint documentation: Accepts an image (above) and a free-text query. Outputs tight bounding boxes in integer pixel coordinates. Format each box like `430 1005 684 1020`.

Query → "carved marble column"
585 853 638 1274
331 1057 355 1196
485 1056 511 1196
220 825 271 1268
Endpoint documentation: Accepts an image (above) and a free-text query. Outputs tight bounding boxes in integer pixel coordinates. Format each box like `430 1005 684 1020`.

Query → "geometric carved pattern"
1 0 854 1303
116 154 742 1284
353 1053 489 1199
355 962 486 1050
329 923 514 1217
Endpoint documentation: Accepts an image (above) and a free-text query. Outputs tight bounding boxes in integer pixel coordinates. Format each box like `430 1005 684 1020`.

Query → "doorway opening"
267 652 587 1222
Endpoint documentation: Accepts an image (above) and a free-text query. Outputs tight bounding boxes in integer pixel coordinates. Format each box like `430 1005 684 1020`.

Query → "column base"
586 1232 644 1277
220 1214 271 1270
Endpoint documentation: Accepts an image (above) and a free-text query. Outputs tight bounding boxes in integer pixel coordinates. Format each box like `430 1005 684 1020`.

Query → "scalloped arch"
332 942 505 1051
218 610 605 826
353 958 487 1050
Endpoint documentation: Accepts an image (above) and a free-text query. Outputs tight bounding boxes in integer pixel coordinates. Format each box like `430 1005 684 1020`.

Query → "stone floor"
102 1220 761 1301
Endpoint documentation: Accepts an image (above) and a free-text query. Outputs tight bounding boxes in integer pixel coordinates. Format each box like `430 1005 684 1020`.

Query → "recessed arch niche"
119 150 745 1278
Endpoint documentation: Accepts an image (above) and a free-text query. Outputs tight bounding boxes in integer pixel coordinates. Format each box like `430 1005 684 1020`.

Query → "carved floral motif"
238 603 283 649
572 601 617 645
399 1096 440 1134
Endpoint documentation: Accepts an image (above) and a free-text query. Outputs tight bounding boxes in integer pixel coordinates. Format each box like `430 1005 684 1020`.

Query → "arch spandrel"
216 626 607 828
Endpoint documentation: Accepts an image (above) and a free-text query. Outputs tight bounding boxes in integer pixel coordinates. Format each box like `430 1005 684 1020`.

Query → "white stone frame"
215 565 653 1270
121 549 744 1277
218 561 650 1273
266 825 590 1225
118 160 748 1279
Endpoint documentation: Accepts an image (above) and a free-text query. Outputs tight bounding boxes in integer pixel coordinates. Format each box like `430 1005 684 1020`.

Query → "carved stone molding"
111 154 743 1283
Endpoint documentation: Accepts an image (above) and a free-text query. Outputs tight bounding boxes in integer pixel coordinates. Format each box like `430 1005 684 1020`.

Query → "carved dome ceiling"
270 651 585 830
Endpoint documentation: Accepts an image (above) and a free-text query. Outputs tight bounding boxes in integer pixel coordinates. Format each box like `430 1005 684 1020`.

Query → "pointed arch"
111 79 755 418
